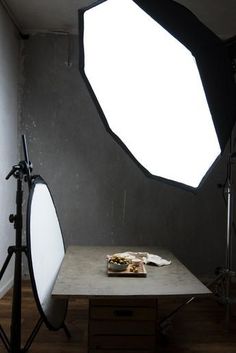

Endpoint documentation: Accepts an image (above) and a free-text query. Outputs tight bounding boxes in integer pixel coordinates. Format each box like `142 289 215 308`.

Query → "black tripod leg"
63 323 71 339
0 249 14 280
0 324 10 352
22 317 43 353
0 249 14 351
206 271 225 288
159 296 195 333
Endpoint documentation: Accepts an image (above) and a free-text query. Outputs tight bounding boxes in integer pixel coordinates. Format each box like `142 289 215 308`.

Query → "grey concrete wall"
20 33 233 277
0 4 20 297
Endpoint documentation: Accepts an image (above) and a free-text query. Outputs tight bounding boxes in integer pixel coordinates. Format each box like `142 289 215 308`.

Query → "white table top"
52 246 211 298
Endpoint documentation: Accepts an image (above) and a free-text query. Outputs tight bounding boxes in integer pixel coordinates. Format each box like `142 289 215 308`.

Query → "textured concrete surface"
19 33 234 277
52 246 211 298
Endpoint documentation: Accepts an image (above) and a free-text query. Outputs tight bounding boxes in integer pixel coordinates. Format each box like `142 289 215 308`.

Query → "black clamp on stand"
0 135 33 353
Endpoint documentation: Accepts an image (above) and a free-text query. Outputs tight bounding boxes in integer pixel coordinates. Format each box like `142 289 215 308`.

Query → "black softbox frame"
79 0 236 189
132 0 236 151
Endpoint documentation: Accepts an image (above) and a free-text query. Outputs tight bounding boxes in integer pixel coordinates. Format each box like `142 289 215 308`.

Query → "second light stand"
213 152 236 328
160 152 236 332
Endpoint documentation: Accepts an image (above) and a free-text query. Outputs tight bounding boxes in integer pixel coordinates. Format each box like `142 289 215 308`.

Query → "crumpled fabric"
108 251 171 266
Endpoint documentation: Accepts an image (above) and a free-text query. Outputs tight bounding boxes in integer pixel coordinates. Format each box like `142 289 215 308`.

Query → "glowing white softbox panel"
82 0 221 188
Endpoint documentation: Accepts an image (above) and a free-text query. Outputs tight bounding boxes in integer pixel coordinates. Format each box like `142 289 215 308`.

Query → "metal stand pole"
225 181 232 328
160 153 236 333
0 135 70 352
213 154 236 330
9 177 23 353
0 135 32 352
0 163 28 353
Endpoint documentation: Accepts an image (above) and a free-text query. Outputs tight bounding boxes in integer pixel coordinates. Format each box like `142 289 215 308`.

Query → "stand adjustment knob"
9 214 16 223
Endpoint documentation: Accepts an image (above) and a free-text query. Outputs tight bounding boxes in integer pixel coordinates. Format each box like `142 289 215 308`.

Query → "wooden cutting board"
107 263 147 277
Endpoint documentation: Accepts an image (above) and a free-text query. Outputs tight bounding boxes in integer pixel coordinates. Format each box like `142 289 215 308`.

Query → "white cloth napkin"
109 251 171 266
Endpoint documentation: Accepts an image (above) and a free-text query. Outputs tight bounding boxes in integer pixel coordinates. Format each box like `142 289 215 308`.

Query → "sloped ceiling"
2 0 236 41
174 0 236 40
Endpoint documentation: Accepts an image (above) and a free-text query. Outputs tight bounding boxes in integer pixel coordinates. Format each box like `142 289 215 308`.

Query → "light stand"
0 135 40 353
212 152 236 328
160 152 236 333
0 135 70 353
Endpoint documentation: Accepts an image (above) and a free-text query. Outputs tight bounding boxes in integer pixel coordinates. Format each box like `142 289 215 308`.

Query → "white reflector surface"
84 0 221 187
28 180 67 329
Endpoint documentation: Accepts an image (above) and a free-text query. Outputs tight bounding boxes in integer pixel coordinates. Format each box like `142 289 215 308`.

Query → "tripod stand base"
0 325 10 351
159 269 236 334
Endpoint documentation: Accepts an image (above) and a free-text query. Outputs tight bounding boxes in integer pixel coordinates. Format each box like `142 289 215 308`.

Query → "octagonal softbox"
79 0 236 190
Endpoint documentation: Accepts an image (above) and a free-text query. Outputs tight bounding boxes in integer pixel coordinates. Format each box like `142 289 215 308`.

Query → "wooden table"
52 246 211 352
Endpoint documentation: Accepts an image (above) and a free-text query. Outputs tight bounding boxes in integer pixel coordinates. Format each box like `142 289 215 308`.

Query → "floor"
0 281 236 353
